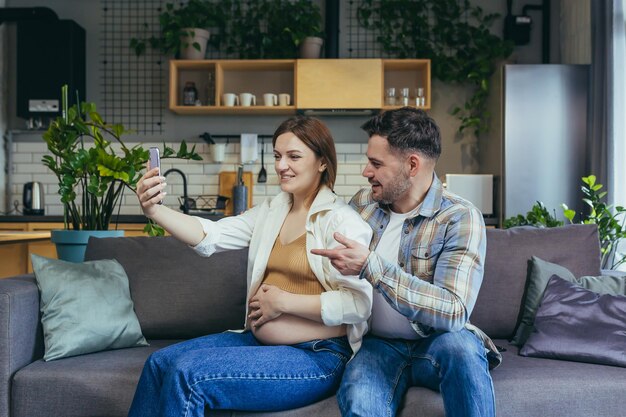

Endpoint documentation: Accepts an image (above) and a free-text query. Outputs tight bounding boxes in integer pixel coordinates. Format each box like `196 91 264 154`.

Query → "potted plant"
130 0 230 59
223 0 323 59
42 85 201 262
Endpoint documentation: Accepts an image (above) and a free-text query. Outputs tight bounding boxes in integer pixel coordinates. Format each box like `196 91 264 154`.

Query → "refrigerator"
480 64 589 226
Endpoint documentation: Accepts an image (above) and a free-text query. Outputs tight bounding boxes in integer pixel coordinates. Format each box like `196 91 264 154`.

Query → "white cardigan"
191 186 373 353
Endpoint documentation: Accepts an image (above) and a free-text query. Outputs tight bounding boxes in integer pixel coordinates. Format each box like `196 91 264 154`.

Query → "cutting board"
219 171 254 215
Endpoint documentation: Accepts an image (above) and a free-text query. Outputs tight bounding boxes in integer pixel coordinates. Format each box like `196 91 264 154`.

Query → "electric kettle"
23 181 45 215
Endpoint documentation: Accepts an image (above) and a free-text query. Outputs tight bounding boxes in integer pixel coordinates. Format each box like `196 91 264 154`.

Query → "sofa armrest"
0 275 44 417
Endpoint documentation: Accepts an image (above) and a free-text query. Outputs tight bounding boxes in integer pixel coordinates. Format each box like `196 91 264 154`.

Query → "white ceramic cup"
210 143 226 163
263 93 278 107
239 93 256 107
278 93 291 106
222 93 239 107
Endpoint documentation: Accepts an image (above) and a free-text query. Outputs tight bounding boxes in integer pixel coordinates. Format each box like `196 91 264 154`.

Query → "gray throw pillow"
511 256 576 346
519 275 626 367
512 256 626 346
31 254 148 361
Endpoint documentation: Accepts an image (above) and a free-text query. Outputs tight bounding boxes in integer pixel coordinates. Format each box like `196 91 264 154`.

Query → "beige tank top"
262 234 324 295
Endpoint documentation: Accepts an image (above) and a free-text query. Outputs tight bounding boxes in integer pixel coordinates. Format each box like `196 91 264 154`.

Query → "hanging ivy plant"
357 0 514 137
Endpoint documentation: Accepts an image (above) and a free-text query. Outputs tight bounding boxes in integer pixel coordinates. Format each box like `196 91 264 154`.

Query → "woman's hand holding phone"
136 149 167 218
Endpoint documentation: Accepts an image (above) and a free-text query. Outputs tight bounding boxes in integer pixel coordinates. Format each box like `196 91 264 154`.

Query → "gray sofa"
2 224 626 417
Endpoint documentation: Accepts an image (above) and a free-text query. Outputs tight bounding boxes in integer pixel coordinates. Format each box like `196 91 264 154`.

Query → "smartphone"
149 147 161 174
148 147 163 204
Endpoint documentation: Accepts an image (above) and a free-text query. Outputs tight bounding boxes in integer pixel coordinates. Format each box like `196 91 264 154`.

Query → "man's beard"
372 168 411 205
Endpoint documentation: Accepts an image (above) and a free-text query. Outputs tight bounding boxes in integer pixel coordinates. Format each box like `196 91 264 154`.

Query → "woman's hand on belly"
248 284 287 328
252 314 347 345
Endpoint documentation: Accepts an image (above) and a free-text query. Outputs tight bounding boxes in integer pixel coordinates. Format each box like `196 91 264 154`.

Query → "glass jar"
183 81 198 106
385 87 397 106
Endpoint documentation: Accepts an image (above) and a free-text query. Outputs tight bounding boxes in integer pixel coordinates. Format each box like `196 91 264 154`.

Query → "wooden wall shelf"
169 59 431 114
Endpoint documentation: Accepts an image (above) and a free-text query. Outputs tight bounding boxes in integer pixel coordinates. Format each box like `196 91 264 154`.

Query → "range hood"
298 109 378 117
296 59 383 114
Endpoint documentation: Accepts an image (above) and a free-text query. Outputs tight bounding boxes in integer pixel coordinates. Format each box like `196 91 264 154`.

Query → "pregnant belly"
252 314 347 345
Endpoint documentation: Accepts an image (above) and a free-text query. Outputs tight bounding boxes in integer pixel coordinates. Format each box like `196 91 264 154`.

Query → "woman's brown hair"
272 116 337 190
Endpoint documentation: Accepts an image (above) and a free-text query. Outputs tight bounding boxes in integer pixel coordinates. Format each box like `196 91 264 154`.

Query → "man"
311 107 501 417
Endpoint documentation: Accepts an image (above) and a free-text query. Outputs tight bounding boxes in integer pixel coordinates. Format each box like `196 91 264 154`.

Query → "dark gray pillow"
511 256 576 346
520 275 626 367
512 256 626 346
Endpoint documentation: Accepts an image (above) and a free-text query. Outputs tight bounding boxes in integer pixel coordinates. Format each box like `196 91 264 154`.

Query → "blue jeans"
128 331 351 417
338 329 495 417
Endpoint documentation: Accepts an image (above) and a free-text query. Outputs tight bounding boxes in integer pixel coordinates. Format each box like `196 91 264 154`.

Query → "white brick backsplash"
16 142 47 153
10 142 373 212
337 164 363 175
201 185 219 195
345 154 368 164
11 174 33 184
46 205 64 215
253 184 266 195
204 165 222 175
12 153 32 163
345 175 369 185
15 163 49 173
335 144 362 154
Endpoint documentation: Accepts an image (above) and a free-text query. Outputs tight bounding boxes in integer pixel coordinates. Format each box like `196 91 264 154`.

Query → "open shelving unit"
169 59 431 114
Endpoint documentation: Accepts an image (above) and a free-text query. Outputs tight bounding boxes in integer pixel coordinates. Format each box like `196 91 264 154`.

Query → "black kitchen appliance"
23 181 45 215
17 18 86 119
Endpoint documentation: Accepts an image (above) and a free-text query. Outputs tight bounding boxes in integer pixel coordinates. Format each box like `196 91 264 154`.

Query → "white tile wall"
10 141 370 215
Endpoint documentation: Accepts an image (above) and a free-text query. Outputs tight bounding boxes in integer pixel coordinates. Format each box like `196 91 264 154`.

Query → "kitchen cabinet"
296 59 382 109
0 222 151 278
169 59 431 114
169 60 296 115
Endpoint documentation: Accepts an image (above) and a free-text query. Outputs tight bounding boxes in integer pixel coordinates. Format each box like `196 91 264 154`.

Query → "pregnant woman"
128 116 373 417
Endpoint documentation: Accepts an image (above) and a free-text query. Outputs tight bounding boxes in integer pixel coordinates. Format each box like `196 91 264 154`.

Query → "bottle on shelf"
183 82 198 106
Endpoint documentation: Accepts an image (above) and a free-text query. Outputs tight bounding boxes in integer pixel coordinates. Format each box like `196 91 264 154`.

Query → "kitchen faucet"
163 168 190 214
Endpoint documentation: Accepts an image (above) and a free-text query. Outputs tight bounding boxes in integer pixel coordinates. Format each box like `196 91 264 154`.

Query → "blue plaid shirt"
350 175 487 336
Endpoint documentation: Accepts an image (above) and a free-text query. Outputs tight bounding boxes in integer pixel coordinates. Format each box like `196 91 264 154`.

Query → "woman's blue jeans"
127 331 351 417
337 329 495 417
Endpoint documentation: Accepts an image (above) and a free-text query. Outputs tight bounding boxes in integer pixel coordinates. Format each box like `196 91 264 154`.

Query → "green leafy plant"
562 175 626 269
223 0 323 59
42 85 202 235
503 201 563 229
356 0 513 137
130 0 230 57
504 175 626 269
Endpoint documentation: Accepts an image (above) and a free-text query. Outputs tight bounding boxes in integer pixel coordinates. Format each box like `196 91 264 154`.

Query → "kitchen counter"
0 231 51 244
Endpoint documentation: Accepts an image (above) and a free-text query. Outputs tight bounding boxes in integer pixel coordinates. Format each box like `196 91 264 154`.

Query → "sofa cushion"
31 254 148 361
512 256 626 346
520 275 626 367
84 236 248 340
487 339 626 417
470 225 601 339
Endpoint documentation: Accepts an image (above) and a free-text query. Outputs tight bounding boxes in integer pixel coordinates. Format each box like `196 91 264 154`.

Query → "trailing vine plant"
357 0 513 136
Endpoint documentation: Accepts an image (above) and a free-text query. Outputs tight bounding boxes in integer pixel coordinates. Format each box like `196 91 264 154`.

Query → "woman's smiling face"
273 132 325 200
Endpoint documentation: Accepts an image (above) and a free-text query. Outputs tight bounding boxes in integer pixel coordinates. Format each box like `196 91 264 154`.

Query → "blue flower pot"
51 230 125 263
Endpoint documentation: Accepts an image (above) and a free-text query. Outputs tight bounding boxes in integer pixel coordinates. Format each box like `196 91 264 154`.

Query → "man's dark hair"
361 107 442 160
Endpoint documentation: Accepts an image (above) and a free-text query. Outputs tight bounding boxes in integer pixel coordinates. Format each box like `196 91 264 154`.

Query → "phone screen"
148 147 163 204
149 147 161 175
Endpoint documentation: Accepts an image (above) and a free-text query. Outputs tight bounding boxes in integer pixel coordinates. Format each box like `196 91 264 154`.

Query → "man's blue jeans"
337 329 495 417
128 331 351 417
